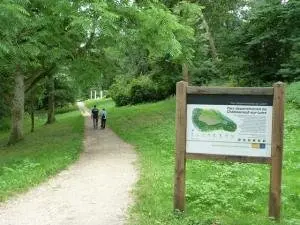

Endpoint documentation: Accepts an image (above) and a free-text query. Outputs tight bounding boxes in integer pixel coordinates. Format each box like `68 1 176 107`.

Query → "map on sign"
186 94 273 157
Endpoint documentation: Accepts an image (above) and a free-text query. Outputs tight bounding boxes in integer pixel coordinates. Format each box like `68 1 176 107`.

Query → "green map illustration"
192 108 237 132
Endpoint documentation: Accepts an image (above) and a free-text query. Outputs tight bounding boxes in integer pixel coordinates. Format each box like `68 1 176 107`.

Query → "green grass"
0 110 84 201
286 81 300 108
107 98 300 225
85 98 115 110
55 103 79 114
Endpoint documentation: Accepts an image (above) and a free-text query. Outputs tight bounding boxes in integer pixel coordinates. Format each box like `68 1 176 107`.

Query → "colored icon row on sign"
238 138 266 143
251 143 266 149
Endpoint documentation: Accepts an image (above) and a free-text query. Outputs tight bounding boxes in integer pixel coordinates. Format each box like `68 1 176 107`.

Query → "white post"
90 90 92 99
94 90 97 99
100 90 103 99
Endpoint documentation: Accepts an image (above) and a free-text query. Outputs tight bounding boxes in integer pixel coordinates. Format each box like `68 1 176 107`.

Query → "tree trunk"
182 63 189 83
30 101 35 133
8 72 25 144
202 16 218 61
46 74 56 124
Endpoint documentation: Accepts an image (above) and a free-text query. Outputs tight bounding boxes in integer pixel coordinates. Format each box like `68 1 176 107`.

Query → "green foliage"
132 3 196 62
0 0 92 143
30 73 78 112
0 93 10 121
278 37 300 80
108 98 300 224
0 111 84 201
150 60 181 95
53 74 77 107
130 76 165 104
138 7 183 59
109 76 132 106
231 0 300 83
190 60 220 85
0 118 10 132
105 1 208 102
110 76 170 106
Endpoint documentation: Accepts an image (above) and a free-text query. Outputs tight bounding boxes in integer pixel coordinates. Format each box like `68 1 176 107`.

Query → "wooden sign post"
269 82 285 219
174 81 284 220
174 81 188 211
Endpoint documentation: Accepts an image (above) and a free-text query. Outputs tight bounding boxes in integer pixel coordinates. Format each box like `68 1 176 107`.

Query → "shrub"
113 94 132 107
0 118 10 131
130 76 159 104
110 76 169 106
191 60 220 86
109 76 132 107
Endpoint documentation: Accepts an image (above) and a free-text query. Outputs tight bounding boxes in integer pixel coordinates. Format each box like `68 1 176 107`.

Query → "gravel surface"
0 103 137 225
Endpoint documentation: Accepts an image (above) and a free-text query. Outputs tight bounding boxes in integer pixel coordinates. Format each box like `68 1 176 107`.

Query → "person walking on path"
100 108 107 129
91 105 99 129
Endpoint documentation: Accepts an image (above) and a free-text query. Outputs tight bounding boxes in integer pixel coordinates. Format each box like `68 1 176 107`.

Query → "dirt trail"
0 103 137 225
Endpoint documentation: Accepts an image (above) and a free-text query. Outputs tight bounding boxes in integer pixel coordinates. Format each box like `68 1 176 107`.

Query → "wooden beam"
174 81 188 211
187 86 274 96
269 82 284 220
186 153 271 164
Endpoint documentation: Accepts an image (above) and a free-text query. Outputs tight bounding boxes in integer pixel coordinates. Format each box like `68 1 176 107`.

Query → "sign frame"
174 81 284 220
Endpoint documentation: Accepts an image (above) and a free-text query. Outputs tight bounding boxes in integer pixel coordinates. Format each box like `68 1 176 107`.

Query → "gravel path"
0 103 137 225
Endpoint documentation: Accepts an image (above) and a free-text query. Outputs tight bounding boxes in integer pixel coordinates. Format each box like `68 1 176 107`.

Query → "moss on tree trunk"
8 72 25 144
46 74 56 124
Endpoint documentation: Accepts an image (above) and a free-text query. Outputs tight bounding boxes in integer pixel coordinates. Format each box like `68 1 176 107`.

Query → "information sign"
186 94 273 157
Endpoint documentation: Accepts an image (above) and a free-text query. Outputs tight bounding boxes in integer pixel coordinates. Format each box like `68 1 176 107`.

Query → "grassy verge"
108 98 300 225
85 98 115 110
55 103 79 114
0 110 84 202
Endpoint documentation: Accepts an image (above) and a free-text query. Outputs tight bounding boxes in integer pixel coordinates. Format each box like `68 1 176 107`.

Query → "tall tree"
0 0 32 143
1 0 85 143
233 0 300 84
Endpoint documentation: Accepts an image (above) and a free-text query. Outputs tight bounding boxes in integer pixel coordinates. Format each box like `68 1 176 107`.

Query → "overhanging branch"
25 65 56 93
